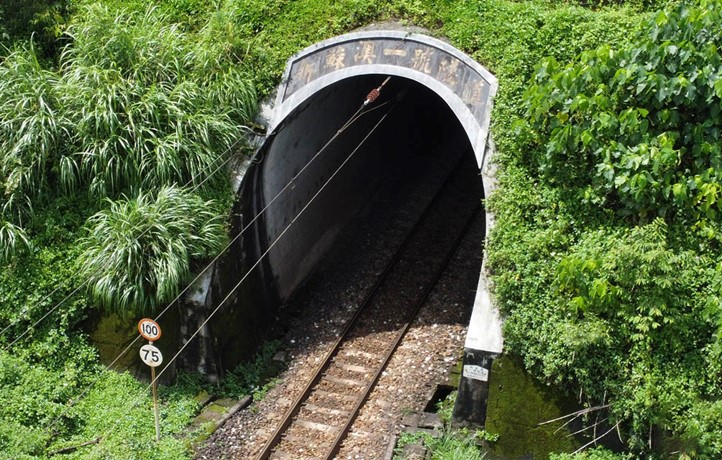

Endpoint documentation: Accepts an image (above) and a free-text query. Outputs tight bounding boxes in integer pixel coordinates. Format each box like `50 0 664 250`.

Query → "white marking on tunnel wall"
463 365 490 382
270 31 498 170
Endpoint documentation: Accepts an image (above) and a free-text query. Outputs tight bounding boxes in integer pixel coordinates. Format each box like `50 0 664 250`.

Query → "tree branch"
47 437 102 456
538 404 610 426
572 423 620 455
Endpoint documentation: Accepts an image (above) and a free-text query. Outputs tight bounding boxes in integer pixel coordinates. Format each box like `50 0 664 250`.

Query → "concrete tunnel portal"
254 75 475 302
187 29 504 426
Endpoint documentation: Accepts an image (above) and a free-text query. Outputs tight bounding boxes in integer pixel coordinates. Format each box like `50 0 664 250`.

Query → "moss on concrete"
484 354 580 459
87 313 138 372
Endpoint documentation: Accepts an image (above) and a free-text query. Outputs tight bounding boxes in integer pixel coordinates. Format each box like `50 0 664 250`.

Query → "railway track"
255 155 481 460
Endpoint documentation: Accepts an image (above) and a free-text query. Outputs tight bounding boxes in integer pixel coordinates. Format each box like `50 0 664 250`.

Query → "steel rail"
255 152 472 460
323 204 481 459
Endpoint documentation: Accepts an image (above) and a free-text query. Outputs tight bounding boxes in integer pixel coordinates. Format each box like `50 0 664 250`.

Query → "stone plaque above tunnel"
272 30 498 167
284 37 491 122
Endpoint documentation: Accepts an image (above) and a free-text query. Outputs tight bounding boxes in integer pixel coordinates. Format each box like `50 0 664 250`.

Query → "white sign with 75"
139 344 163 367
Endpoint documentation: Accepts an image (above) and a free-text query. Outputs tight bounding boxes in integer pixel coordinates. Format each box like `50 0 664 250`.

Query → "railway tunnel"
182 28 503 427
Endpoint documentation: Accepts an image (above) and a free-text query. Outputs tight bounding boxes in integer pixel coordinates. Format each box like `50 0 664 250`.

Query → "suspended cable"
42 78 395 434
156 102 399 384
5 76 393 348
86 94 400 456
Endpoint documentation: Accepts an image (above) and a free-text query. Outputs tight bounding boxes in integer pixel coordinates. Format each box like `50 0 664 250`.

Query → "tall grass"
0 5 257 278
58 4 257 198
0 221 31 263
0 45 67 221
61 5 193 86
79 185 226 315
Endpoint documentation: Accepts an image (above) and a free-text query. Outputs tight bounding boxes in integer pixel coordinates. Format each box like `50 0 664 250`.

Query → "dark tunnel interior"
212 74 485 369
244 74 482 302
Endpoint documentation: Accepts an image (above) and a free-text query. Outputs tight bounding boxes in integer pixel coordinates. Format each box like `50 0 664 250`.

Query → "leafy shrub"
483 0 722 456
217 340 284 398
495 212 722 456
681 400 722 457
554 220 721 444
551 447 630 460
394 392 489 460
573 0 669 10
0 215 85 349
0 0 74 60
0 346 201 459
523 0 722 235
51 370 197 460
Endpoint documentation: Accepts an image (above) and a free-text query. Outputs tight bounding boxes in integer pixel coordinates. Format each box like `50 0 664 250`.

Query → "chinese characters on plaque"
284 38 490 124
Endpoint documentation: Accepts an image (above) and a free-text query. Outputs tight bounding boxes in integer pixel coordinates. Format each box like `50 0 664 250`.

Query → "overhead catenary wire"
86 91 400 456
3 78 394 348
149 101 393 329
43 78 395 434
155 101 400 383
44 95 387 434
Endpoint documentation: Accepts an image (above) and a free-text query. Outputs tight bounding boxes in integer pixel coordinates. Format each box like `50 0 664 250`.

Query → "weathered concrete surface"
259 76 393 301
452 136 504 427
272 30 497 169
465 136 503 356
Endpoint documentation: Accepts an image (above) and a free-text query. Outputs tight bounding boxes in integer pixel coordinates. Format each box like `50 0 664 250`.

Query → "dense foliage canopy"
490 0 722 456
525 0 722 231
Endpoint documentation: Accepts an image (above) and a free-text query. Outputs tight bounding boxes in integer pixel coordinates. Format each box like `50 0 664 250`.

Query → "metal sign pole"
138 318 163 443
150 357 160 442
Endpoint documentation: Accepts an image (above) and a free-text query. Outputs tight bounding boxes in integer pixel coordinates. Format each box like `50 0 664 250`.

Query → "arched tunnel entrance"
182 29 502 427
249 75 476 304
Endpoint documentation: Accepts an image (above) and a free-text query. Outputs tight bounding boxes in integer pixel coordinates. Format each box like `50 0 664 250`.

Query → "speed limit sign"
138 318 162 341
137 319 164 441
139 344 163 367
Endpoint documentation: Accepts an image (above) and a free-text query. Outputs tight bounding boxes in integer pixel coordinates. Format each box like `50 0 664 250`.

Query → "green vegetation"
395 429 487 460
1 4 256 316
214 339 284 400
0 349 199 460
394 392 492 460
79 186 227 315
524 1 722 229
489 0 722 457
485 354 580 457
0 0 74 60
552 448 630 460
2 0 720 458
0 3 257 458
